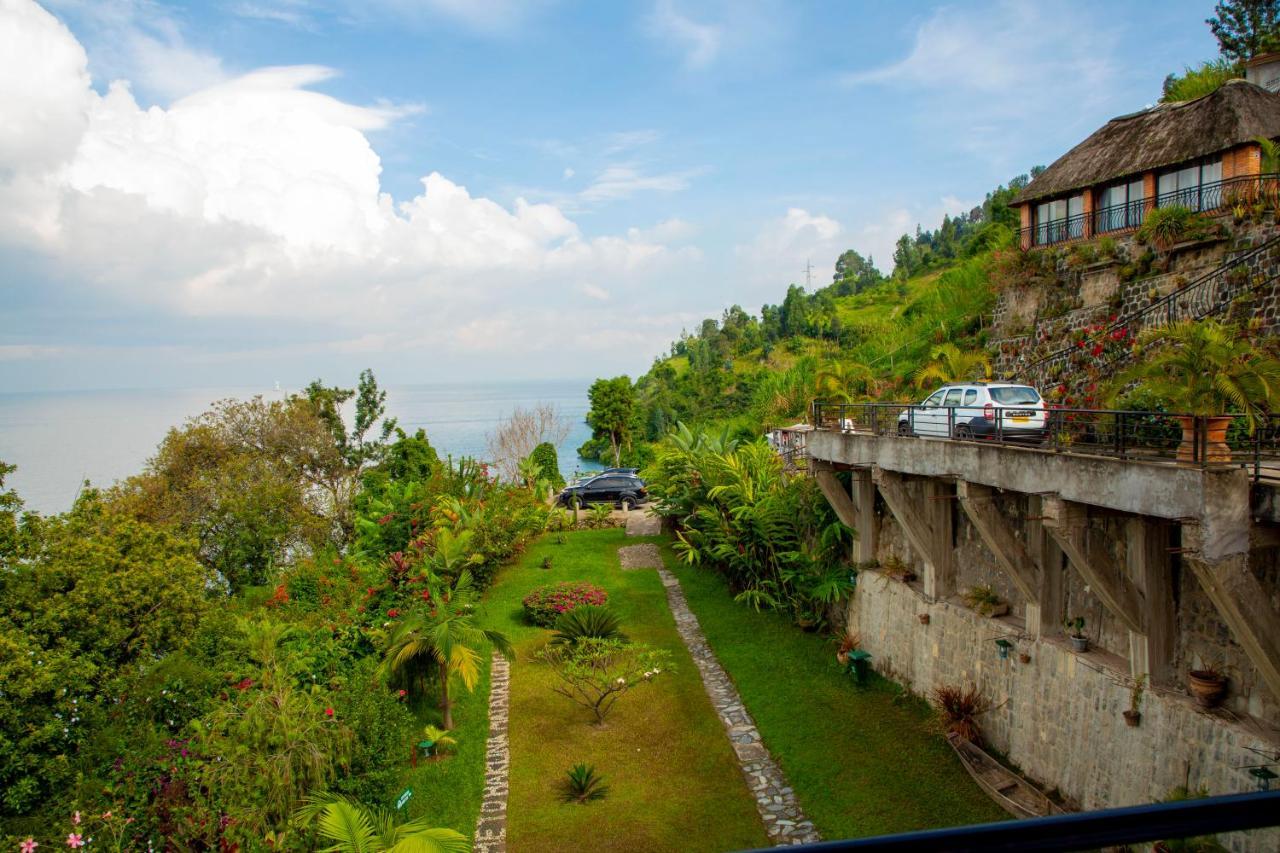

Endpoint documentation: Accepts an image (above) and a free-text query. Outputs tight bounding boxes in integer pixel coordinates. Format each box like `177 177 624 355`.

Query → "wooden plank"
814 469 859 530
957 481 1040 606
851 468 878 565
1042 496 1146 634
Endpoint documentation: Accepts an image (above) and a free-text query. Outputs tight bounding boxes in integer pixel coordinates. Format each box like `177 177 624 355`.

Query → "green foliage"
537 638 672 723
561 764 610 804
422 724 458 754
1207 0 1280 61
550 605 627 646
646 427 850 626
522 581 609 627
1161 58 1242 102
912 342 992 389
529 442 565 491
305 368 398 469
584 376 637 466
1135 205 1218 250
1112 319 1280 429
294 792 471 852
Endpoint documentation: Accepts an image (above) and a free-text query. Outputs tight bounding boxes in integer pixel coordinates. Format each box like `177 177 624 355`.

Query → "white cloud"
0 0 691 374
733 207 843 300
562 166 575 179
579 165 701 203
628 217 696 243
647 0 721 69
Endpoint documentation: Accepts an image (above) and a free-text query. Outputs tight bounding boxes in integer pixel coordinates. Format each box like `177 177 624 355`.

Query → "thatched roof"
1013 80 1280 205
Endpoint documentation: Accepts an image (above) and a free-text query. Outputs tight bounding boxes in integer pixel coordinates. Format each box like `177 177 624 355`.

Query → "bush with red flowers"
522 582 609 627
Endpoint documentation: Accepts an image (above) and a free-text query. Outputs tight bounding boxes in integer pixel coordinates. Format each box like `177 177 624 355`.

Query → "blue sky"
0 0 1219 390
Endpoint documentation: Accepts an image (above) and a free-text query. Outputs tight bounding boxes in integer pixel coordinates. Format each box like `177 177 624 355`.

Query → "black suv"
559 473 648 510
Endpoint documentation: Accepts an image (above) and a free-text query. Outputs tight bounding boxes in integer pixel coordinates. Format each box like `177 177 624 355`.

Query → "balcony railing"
811 400 1280 482
1020 173 1280 248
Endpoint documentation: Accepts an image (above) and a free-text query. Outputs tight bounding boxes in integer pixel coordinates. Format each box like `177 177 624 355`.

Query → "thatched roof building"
1015 80 1280 205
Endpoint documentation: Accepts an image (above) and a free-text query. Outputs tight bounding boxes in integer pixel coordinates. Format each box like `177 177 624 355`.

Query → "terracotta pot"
1018 652 1032 664
1188 670 1227 708
836 651 850 666
917 613 930 625
1175 415 1233 464
1123 710 1141 727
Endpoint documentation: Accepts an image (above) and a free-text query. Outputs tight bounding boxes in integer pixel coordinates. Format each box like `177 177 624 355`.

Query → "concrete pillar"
852 468 877 566
1027 495 1064 640
1143 171 1157 215
1126 518 1175 685
921 479 955 600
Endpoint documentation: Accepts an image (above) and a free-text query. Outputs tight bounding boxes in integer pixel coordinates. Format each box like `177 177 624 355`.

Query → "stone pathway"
657 568 821 846
625 510 662 536
618 543 663 570
472 652 511 853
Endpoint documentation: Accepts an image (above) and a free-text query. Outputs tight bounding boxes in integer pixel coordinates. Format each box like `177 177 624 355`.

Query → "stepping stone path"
657 567 821 846
625 510 662 537
618 543 663 570
473 652 511 853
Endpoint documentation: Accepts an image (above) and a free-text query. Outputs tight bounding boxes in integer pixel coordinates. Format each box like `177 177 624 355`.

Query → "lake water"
0 379 603 515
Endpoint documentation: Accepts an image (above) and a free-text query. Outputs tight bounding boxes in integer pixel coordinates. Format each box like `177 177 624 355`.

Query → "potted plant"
1124 674 1145 727
963 585 1009 618
1111 319 1280 463
1187 666 1228 709
1064 616 1089 652
835 630 860 667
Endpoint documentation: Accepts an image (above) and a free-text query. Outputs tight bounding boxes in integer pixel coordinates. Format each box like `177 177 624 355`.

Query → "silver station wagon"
897 382 1048 441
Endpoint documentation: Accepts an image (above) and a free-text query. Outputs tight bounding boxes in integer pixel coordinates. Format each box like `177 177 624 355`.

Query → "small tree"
585 377 636 467
529 442 565 491
485 403 570 483
1208 0 1280 62
294 793 469 852
537 638 670 724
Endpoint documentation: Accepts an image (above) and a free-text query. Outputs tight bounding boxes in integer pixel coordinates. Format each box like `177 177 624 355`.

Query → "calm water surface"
0 379 602 515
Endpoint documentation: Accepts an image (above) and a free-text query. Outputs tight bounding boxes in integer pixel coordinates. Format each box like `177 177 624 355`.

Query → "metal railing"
1012 231 1280 384
811 400 1280 481
1020 173 1280 248
737 789 1280 853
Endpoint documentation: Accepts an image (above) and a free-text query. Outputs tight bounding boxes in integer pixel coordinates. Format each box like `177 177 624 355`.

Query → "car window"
943 389 963 406
963 389 978 405
923 390 946 406
989 386 1041 405
592 478 621 488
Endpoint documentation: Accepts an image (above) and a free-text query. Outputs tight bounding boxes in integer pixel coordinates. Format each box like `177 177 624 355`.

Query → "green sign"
396 788 413 810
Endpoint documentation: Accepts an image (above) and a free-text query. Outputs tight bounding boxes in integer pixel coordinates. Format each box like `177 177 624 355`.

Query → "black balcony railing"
1019 173 1280 248
811 400 1280 482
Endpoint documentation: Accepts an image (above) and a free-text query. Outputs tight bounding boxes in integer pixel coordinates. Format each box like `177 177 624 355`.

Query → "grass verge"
664 539 1008 839
483 528 769 853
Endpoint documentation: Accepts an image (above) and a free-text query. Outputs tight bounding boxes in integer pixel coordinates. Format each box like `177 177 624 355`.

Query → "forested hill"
577 169 1041 468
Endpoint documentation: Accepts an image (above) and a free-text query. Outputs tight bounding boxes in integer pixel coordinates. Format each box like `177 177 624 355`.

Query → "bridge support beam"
875 469 954 600
1126 518 1175 686
851 468 878 565
1025 495 1065 639
1183 522 1280 703
1042 496 1146 635
957 482 1040 615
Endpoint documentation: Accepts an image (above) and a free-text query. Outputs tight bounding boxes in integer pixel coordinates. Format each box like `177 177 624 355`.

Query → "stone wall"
847 565 1280 852
845 485 1280 850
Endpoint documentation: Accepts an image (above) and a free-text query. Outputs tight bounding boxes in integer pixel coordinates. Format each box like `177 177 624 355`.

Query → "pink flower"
71 813 80 826
65 835 84 849
20 838 38 853
102 811 112 819
397 689 407 698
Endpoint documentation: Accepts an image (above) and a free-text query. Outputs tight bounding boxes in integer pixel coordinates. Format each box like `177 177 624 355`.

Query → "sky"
0 0 1220 391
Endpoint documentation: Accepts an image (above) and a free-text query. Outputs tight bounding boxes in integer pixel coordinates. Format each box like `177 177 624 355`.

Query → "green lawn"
665 539 1008 840
398 658 491 837
483 529 769 853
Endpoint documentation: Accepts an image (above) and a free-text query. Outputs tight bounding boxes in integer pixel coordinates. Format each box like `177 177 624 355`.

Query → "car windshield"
989 386 1040 405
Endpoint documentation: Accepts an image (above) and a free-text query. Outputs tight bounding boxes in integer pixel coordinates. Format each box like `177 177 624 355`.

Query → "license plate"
1012 416 1029 423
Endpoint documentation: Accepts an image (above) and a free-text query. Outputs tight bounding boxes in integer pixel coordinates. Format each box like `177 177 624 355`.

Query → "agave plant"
550 605 626 646
561 764 610 804
294 793 470 852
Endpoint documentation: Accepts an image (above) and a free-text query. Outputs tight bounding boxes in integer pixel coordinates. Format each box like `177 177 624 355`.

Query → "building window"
1034 193 1084 245
1156 158 1223 211
1094 178 1146 233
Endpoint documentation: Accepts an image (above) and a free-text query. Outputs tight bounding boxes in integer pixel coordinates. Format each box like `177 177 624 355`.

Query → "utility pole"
803 258 813 289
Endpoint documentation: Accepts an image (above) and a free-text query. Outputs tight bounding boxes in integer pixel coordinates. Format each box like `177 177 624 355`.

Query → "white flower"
615 677 626 685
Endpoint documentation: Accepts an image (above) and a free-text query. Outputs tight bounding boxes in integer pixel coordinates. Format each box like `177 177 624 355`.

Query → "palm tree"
913 343 992 389
381 569 513 729
295 793 470 852
1112 319 1280 431
816 360 880 402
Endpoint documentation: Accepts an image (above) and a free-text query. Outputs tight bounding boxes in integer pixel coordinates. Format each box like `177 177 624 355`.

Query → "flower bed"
522 581 608 626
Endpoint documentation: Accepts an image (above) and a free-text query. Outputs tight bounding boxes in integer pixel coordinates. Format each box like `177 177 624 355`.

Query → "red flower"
387 608 400 618
1090 343 1104 357
235 677 254 691
325 708 334 718
377 513 395 526
398 689 407 698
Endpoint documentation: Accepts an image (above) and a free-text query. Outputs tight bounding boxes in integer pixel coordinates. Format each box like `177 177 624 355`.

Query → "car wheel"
619 496 635 512
897 421 912 437
954 424 974 440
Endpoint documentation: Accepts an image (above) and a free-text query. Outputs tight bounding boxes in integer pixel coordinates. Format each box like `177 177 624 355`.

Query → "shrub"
522 581 608 627
538 639 670 723
529 442 566 491
561 764 609 804
933 684 989 746
962 584 1005 616
550 605 626 647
